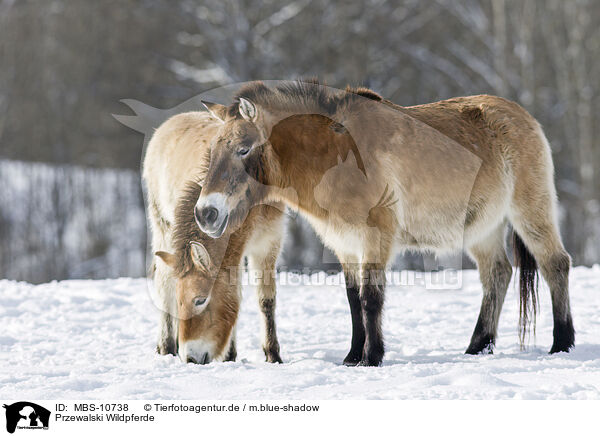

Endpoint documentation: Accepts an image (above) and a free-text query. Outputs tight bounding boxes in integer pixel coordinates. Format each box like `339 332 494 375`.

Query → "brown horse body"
197 81 574 366
143 111 284 364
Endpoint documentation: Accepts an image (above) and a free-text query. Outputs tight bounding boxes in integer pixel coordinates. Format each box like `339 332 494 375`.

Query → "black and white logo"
3 402 50 434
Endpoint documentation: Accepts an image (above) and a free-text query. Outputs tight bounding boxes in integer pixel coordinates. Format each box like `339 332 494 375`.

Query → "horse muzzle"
179 339 215 365
195 193 229 238
186 353 210 365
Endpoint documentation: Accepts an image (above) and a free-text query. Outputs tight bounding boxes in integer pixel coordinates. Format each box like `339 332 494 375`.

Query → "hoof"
356 349 384 367
549 342 574 354
356 358 382 367
549 346 572 354
343 350 363 366
266 354 283 364
224 346 237 362
343 357 361 367
550 316 575 354
465 332 494 355
156 342 177 356
264 346 283 364
465 342 494 355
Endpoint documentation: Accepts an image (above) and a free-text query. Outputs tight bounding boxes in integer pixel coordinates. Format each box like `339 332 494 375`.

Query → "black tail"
513 232 539 348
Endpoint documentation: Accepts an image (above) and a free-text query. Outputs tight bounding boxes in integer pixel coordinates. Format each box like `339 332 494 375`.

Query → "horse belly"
391 192 509 255
304 215 365 260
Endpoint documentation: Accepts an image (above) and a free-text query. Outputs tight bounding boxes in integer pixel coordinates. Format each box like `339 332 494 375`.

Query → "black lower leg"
544 252 575 353
358 267 385 366
465 313 495 354
260 298 282 363
156 313 178 356
550 312 575 353
224 338 237 362
466 258 511 355
156 337 177 356
343 281 366 366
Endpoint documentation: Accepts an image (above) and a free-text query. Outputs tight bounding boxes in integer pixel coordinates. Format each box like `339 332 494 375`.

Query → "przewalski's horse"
143 111 284 364
196 80 575 366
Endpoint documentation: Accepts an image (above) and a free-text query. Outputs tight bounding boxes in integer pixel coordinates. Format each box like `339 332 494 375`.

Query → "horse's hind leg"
509 131 574 352
509 208 574 353
544 252 574 353
466 224 512 354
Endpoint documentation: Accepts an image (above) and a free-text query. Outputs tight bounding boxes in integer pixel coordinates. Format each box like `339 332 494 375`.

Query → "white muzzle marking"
195 193 230 237
179 339 217 365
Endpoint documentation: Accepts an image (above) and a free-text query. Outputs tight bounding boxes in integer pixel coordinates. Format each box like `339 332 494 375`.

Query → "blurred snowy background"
1 0 599 283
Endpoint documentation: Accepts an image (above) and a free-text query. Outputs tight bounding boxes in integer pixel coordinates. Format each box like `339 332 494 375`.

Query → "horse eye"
194 297 207 307
237 147 250 156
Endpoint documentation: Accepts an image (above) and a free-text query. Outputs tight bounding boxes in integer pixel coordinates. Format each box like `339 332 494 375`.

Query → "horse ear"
190 241 211 271
201 100 227 122
238 97 258 122
155 251 176 268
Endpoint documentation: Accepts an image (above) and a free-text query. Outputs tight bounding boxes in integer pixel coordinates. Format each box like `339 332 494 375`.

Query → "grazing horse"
195 80 575 366
143 111 284 364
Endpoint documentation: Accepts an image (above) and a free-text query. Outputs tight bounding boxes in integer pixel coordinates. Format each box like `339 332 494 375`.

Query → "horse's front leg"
224 325 237 361
357 229 392 367
258 296 282 363
339 260 365 366
358 262 386 366
156 312 178 355
154 262 178 356
248 253 282 363
465 225 512 354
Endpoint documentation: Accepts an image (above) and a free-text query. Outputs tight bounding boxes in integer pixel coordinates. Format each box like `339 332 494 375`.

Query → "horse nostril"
186 353 209 364
201 206 219 226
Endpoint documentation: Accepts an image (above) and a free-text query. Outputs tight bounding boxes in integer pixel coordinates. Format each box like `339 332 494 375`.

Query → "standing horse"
143 111 284 364
195 80 575 366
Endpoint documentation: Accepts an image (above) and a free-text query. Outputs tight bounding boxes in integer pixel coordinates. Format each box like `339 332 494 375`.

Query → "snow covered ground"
1 267 599 400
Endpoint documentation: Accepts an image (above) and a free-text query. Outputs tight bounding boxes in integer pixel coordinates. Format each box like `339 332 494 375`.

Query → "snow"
1 267 599 400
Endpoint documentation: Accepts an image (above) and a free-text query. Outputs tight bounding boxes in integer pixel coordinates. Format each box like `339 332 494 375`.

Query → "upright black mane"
228 79 383 117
